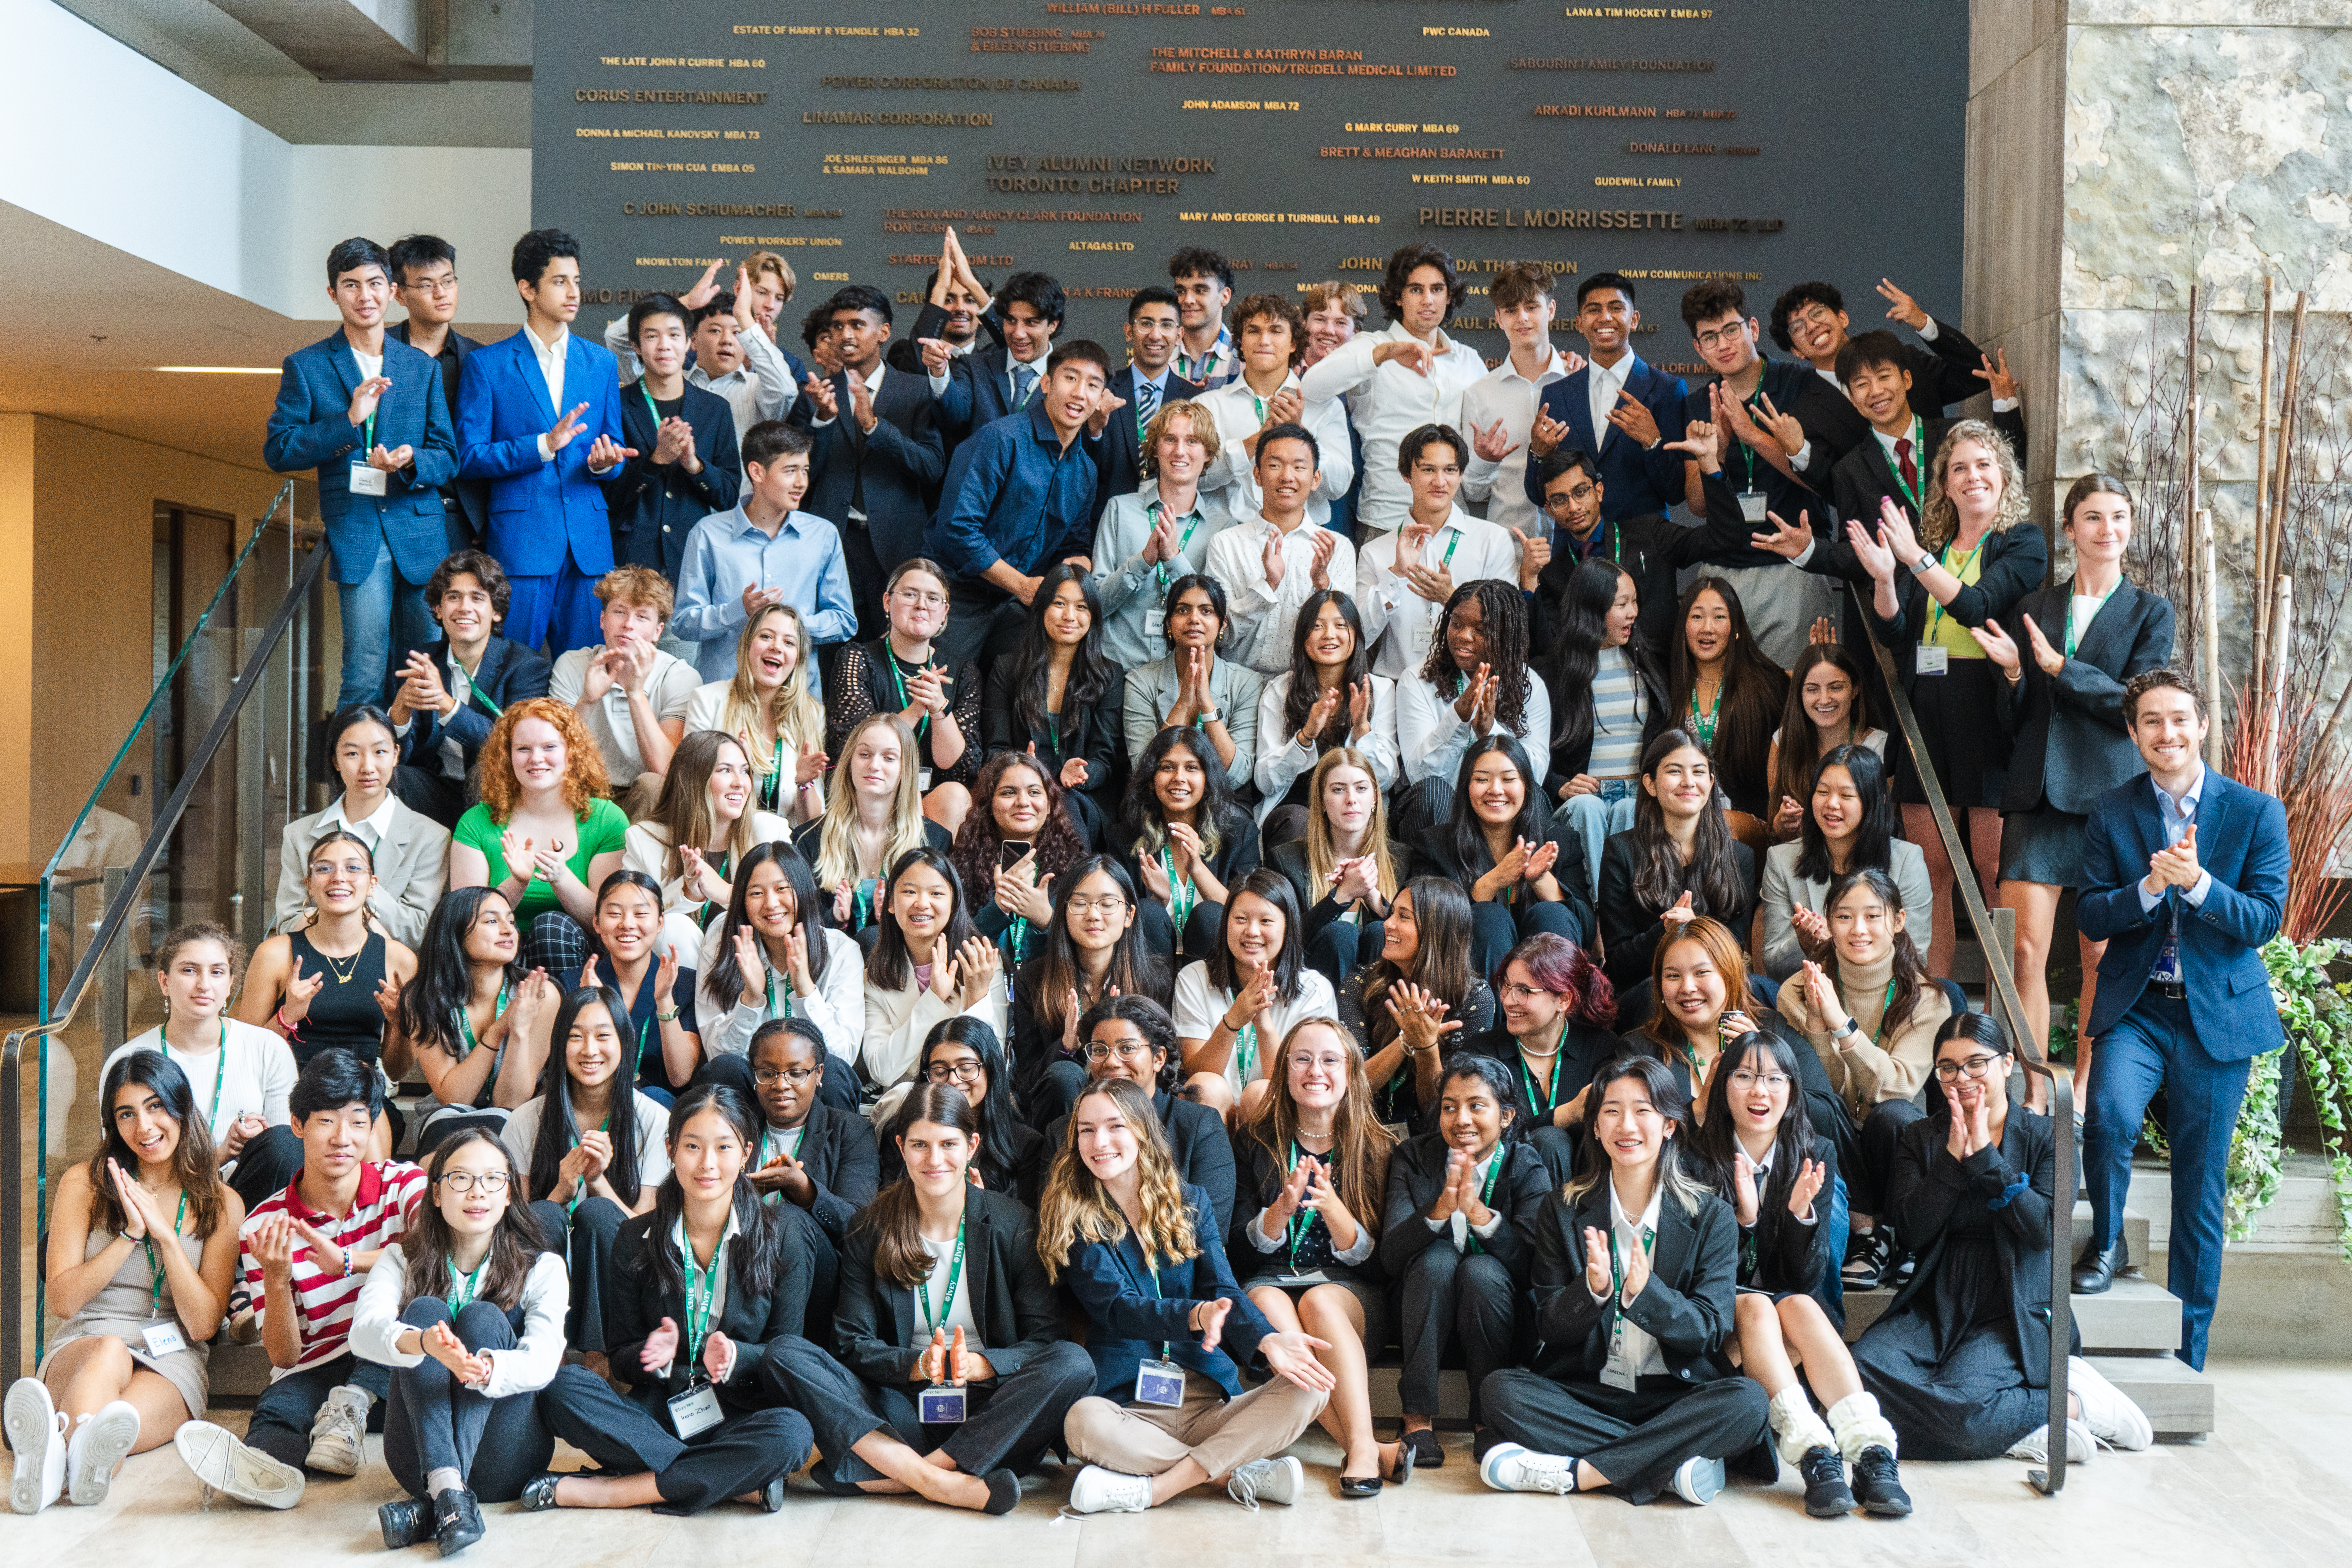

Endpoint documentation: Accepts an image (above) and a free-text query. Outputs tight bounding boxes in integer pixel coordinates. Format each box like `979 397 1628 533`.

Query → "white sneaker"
2005 1418 2095 1466
1064 1464 1153 1514
2069 1358 2153 1452
1479 1441 1578 1496
1670 1455 1726 1506
66 1401 141 1506
5 1379 66 1515
303 1386 369 1476
174 1421 306 1509
1225 1455 1302 1509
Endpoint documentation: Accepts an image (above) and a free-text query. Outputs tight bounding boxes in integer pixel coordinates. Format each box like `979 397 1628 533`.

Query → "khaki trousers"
1065 1377 1327 1481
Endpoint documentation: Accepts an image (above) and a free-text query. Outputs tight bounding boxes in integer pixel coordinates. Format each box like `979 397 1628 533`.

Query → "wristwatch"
1197 707 1222 725
655 1007 680 1023
1833 1017 1863 1043
1914 551 1937 574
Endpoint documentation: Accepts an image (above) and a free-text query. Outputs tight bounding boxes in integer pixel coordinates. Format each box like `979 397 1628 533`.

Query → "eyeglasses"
1083 1041 1152 1063
894 588 948 609
1933 1056 2007 1081
407 275 459 297
1544 484 1598 508
1693 325 1748 351
1287 1053 1348 1074
927 1061 986 1084
753 1066 818 1086
436 1170 509 1194
1727 1071 1790 1090
1499 983 1561 1003
1067 895 1127 914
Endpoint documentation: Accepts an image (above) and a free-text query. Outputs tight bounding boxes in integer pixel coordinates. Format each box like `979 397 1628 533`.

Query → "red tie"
1895 436 1917 498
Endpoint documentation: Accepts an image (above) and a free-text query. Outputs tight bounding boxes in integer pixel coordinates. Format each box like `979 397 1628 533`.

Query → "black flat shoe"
756 1475 787 1513
1338 1473 1382 1499
1387 1441 1416 1488
379 1498 430 1550
1402 1429 1445 1469
516 1472 564 1513
2071 1237 2127 1295
1797 1447 1854 1518
1852 1446 1912 1517
433 1488 485 1558
982 1469 1022 1516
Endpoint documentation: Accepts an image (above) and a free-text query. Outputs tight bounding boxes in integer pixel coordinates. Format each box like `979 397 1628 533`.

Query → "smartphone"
999 840 1033 870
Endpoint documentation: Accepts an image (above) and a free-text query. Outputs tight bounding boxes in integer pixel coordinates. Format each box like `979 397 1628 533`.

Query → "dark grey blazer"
799 363 947 572
1997 577 2175 816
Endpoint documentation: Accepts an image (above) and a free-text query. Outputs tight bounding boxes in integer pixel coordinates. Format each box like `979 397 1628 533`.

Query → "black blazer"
1376 1132 1553 1287
829 1186 1069 1382
1997 578 2174 817
1528 511 1751 710
605 1200 827 1415
1267 836 1413 951
382 635 553 777
1410 818 1595 950
1618 1016 1844 1155
608 379 742 582
1525 1180 1743 1385
1675 356 1826 562
389 321 491 547
1788 317 1998 479
1091 364 1202 527
1872 1107 2078 1387
982 663 1128 809
1118 811 1263 915
1227 1130 1388 1287
1596 833 1759 993
1459 1020 1631 1132
1047 1085 1237 1236
801 363 948 582
885 299 1007 377
1714 1132 1837 1296
765 1103 880 1247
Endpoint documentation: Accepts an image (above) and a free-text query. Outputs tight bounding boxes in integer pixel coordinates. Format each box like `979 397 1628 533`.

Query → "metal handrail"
1846 581 2074 1496
2 531 330 1384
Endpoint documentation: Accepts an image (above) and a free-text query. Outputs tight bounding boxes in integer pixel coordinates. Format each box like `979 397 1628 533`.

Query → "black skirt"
1894 657 2008 810
1999 804 2088 887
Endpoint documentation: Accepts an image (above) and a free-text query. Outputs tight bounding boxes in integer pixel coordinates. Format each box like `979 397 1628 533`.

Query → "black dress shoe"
1797 1446 1853 1517
1338 1473 1382 1499
2071 1237 2127 1294
1388 1441 1415 1488
1402 1428 1445 1469
982 1469 1022 1515
756 1475 787 1513
433 1488 485 1558
379 1498 431 1550
517 1472 565 1512
1851 1446 1912 1517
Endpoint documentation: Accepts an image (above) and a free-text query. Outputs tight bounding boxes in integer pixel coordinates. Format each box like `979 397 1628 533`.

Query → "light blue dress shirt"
2135 763 2213 981
670 505 858 682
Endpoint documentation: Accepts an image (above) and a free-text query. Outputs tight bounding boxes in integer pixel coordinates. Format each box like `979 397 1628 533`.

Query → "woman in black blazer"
1412 734 1593 976
1457 930 1620 1189
1121 726 1262 963
607 301 742 582
528 1085 821 1515
1043 994 1238 1235
1596 730 1758 997
1970 475 2174 1099
982 564 1128 849
1377 1055 1553 1467
744 1019 880 1257
1475 1056 1771 1505
765 1084 1095 1513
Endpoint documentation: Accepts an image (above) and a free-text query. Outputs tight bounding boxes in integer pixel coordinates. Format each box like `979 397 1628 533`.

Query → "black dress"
982 661 1128 848
286 929 391 1070
826 638 983 790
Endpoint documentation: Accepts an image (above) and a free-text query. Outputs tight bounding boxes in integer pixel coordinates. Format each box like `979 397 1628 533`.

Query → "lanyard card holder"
1915 646 1950 675
141 1319 189 1357
349 462 389 497
1737 491 1768 524
1134 1356 1186 1408
919 1381 969 1425
668 1379 724 1438
1601 1316 1642 1392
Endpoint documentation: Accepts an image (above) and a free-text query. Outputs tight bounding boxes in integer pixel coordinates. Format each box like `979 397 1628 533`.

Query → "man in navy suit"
924 267 1066 454
2074 669 2290 1368
386 233 491 553
1523 272 1689 524
264 236 458 709
1092 286 1201 529
456 228 634 657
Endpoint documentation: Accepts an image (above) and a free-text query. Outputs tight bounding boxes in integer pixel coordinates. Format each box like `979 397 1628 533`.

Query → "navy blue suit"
1525 355 1689 522
380 634 553 825
455 327 628 654
1060 1185 1279 1403
606 379 741 584
264 330 457 706
2076 766 2289 1367
934 345 1045 451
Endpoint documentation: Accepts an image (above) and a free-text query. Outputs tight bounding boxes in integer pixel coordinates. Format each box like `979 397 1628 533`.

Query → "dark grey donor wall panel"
533 0 1963 367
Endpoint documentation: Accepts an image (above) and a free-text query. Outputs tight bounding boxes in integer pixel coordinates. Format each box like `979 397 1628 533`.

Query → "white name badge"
1738 491 1769 524
1914 646 1950 676
667 1383 723 1438
918 769 934 793
1142 608 1165 642
1134 1359 1186 1408
918 1384 969 1424
141 1320 189 1358
348 463 389 497
1601 1322 1641 1392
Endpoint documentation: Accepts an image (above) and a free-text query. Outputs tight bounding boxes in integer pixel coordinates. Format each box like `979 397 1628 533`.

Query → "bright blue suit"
264 330 457 706
1525 354 1690 522
455 327 628 655
2076 766 2289 1367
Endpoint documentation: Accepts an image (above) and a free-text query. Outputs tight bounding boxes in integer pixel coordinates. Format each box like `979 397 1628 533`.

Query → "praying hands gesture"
649 414 701 472
1658 889 1698 938
1798 960 1852 1041
1944 1084 1995 1161
2146 824 2201 897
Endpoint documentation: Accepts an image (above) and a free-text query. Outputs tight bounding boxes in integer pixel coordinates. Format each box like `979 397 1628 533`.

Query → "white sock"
1826 1391 1900 1462
425 1467 464 1498
1767 1386 1836 1465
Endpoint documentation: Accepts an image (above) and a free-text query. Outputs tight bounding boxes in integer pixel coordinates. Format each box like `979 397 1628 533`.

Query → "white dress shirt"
1397 666 1553 787
1251 671 1400 822
1596 1178 1667 1380
1300 322 1489 535
1354 507 1522 679
1195 373 1354 530
1586 353 1634 454
603 314 797 453
1201 513 1360 678
1460 349 1571 538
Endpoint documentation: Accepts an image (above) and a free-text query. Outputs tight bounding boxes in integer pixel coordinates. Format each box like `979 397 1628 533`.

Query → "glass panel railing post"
237 629 270 955
96 867 129 1053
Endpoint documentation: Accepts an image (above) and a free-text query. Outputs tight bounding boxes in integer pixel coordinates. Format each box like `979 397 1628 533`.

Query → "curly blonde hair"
1920 418 2029 552
476 696 609 821
1037 1077 1200 1280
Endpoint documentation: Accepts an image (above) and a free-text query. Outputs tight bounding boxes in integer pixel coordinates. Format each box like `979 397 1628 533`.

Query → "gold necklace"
312 936 365 985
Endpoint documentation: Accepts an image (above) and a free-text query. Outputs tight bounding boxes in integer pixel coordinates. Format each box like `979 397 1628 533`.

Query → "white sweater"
349 1247 571 1400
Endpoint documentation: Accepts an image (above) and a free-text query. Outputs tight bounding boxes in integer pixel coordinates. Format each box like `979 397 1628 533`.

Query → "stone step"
2071 1202 2149 1258
1842 1272 2183 1352
2088 1353 2214 1437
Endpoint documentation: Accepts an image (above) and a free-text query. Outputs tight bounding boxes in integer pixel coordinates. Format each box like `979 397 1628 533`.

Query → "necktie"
1135 376 1160 437
1895 436 1917 499
1013 365 1038 409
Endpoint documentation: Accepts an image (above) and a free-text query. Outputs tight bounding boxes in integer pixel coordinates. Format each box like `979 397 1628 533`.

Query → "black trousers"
1854 1097 1927 1217
1468 900 1580 979
383 1296 554 1502
1137 897 1225 966
226 1125 305 1214
535 1363 814 1515
529 1196 627 1353
245 1351 391 1469
764 1335 1094 1485
1397 1245 1517 1424
1478 1369 1772 1505
936 599 1026 687
392 766 471 830
1304 918 1384 995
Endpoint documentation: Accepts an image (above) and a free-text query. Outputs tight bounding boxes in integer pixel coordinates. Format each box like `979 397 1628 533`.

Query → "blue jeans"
336 544 438 710
1556 779 1639 902
245 1350 391 1470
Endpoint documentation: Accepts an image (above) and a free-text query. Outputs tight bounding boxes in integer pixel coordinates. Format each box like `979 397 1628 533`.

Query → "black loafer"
982 1469 1022 1516
1338 1473 1382 1499
1388 1440 1416 1488
516 1472 565 1513
433 1488 485 1558
756 1475 787 1513
2071 1237 2127 1295
1402 1429 1445 1469
379 1498 431 1550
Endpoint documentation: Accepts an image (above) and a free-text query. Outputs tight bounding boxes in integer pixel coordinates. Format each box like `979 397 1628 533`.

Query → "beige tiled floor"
8 1359 2348 1568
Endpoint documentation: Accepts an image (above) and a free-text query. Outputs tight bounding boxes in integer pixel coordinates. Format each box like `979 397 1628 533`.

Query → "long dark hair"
704 841 831 1006
1547 559 1664 764
1418 578 1531 736
1078 994 1184 1094
1361 877 1476 1060
397 888 526 1059
1123 725 1240 862
1003 562 1116 735
1205 868 1306 1000
1158 571 1231 655
1281 588 1371 743
914 1017 1031 1192
1793 743 1896 883
865 846 980 993
1627 729 1747 914
645 1084 785 1301
863 1083 984 1291
1666 576 1786 803
400 1128 549 1312
948 750 1083 913
1770 643 1878 819
525 985 646 1206
1023 856 1172 1044
1690 1028 1819 1228
1445 734 1547 878
90 1051 228 1242
1823 867 1927 1047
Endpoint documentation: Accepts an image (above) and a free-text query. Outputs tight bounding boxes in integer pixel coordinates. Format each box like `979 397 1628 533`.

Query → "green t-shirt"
454 798 632 922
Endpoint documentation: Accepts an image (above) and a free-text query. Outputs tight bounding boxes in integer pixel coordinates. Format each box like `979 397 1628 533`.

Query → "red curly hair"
475 696 610 821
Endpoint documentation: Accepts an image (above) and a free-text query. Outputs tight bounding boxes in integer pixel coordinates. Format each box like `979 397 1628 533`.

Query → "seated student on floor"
1268 747 1403 991
1044 995 1239 1234
104 922 301 1218
947 750 1084 975
1779 869 1952 1291
1623 918 1838 1131
1596 730 1758 998
351 1129 569 1554
1228 1018 1401 1496
1476 1055 1772 1505
743 1018 880 1257
529 1086 823 1515
1047 1077 1336 1515
1377 1052 1552 1472
796 714 954 945
1665 576 1788 837
567 871 703 1104
1004 855 1172 1121
1117 573 1262 790
1460 933 1621 1168
680 604 828 825
8 1054 245 1515
1541 560 1669 901
828 558 982 838
876 1019 1049 1207
174 1050 426 1508
548 567 700 819
1851 1014 2150 1467
623 730 792 963
1687 1023 1909 1520
391 890 549 1156
1397 580 1553 837
697 842 866 1104
1252 590 1400 851
1762 643 1886 846
1123 724 1262 966
384 551 554 831
1755 744 1931 983
1200 423 1356 680
982 562 1127 849
273 704 448 949
447 696 629 976
1336 875 1495 1131
1415 735 1593 974
767 1084 1096 1515
506 984 671 1362
861 847 1008 1102
1173 870 1336 1122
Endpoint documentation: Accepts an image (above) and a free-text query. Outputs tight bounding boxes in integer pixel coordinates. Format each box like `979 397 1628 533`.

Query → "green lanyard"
886 650 932 739
1047 709 1062 757
639 384 667 436
144 1190 191 1319
1284 1139 1323 1268
1162 848 1197 947
447 1255 490 1314
565 1113 610 1217
453 985 511 1058
760 733 786 812
1867 977 1900 1047
1143 1255 1174 1363
1233 1020 1258 1086
1466 1153 1505 1256
1687 680 1722 750
1607 1220 1657 1331
360 407 377 459
1521 1024 1566 1117
765 966 794 1020
451 658 501 720
1152 502 1204 594
199 1018 228 1135
1438 527 1463 570
681 1229 718 1377
2064 585 2115 657
1924 539 1986 643
1886 415 1924 513
917 1219 968 1336
1007 914 1030 965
